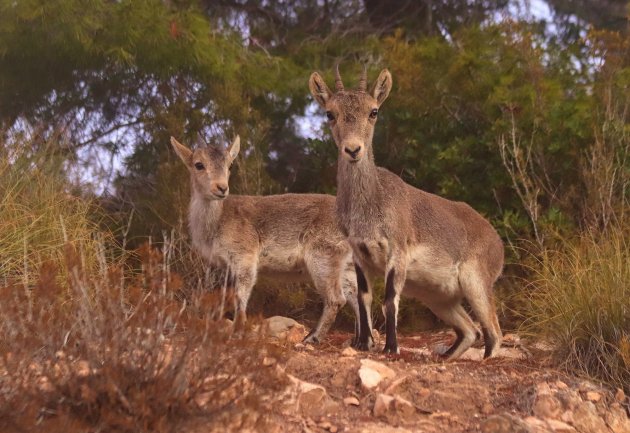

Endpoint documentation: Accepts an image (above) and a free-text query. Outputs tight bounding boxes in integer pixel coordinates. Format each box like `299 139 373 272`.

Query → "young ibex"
171 135 359 344
308 66 504 358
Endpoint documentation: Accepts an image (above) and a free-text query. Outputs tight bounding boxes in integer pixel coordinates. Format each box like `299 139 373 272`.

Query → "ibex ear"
372 69 392 107
227 135 240 162
309 72 332 108
170 137 193 167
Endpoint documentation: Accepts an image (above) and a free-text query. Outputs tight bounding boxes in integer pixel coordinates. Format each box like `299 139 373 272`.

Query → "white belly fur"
257 243 305 274
404 244 461 301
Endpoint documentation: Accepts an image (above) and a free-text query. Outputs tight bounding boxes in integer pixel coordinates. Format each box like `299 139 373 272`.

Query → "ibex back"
309 66 504 358
171 135 359 343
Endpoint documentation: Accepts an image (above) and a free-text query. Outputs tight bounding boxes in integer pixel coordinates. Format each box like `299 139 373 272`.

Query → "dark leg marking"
354 264 372 351
302 331 320 344
358 242 372 261
383 268 398 354
221 271 237 321
482 327 496 359
443 328 464 358
355 264 368 294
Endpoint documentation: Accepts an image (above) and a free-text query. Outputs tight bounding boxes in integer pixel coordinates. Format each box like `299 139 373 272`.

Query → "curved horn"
334 62 344 92
358 64 368 92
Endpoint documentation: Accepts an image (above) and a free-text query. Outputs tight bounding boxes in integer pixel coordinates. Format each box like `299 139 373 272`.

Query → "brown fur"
309 68 503 358
171 136 359 343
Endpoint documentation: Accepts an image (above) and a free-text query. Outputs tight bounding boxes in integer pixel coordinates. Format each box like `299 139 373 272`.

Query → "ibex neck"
336 156 385 236
189 193 224 246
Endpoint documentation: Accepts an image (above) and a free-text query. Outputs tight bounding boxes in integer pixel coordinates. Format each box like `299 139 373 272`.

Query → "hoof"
383 344 399 355
355 340 373 351
439 352 456 362
303 334 320 344
483 345 499 359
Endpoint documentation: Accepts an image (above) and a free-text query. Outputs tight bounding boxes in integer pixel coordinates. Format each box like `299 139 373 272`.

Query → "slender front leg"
343 274 361 347
233 263 257 331
383 257 407 354
354 263 374 351
303 271 345 344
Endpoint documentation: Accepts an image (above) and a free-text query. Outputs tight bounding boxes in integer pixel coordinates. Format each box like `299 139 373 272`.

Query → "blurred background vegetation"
1 0 628 391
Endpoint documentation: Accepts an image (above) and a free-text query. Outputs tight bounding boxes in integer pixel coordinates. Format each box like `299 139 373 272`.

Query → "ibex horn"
334 62 344 92
358 64 368 92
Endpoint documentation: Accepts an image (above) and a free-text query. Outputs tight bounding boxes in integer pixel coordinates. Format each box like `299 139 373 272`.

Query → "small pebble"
614 388 626 402
343 396 360 406
585 391 601 402
555 380 569 389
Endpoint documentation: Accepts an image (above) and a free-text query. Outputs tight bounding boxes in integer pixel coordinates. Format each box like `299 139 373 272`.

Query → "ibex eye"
369 108 378 119
194 162 205 170
326 111 335 121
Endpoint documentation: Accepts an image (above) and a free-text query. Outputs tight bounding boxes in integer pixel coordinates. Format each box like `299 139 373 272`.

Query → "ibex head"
309 64 392 164
170 135 240 200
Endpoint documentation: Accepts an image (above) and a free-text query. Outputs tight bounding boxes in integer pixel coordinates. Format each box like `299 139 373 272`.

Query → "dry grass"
516 224 630 392
0 140 289 432
0 241 288 433
0 138 116 286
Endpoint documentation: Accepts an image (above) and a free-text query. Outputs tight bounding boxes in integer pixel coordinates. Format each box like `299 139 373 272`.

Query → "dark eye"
194 162 205 170
369 108 378 119
326 111 335 121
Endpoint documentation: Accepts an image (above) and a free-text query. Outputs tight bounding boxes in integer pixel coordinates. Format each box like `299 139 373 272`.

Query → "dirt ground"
268 328 630 433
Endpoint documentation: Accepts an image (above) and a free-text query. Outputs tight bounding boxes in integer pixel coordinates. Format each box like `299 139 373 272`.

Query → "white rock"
614 388 626 403
343 396 360 406
264 316 306 342
341 347 357 357
585 391 602 402
359 359 396 389
359 366 383 389
555 381 569 390
373 393 416 421
286 374 329 416
373 394 395 417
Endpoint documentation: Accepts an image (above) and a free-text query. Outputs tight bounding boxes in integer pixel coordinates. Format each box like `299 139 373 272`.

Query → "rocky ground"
263 316 630 433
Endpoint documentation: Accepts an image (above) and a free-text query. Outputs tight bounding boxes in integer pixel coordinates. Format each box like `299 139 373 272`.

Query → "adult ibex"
171 135 359 344
308 66 504 358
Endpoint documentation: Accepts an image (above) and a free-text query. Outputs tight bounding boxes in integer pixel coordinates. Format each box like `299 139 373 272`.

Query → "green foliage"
374 23 592 229
0 0 280 119
2 1 627 244
2 0 630 391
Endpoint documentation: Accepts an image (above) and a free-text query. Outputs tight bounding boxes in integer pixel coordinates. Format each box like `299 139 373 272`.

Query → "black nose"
344 146 361 159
